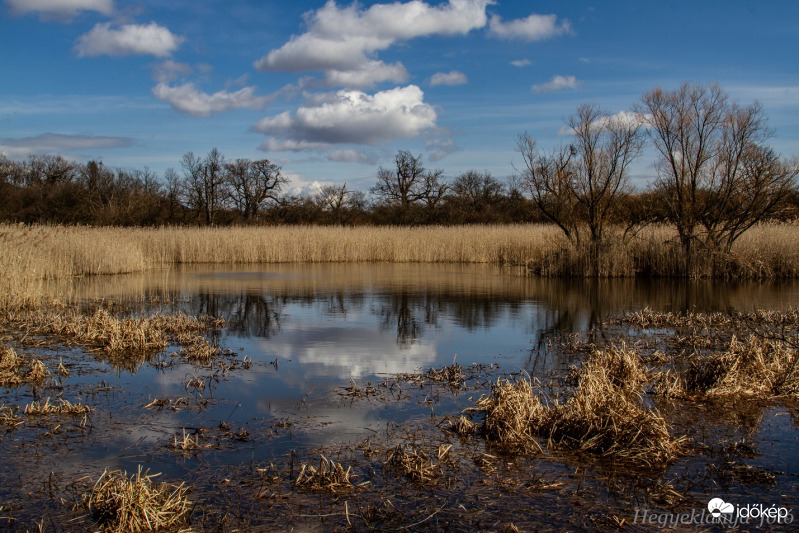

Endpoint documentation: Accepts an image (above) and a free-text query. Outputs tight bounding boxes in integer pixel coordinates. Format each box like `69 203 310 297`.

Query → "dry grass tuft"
23 397 92 417
473 345 685 465
0 345 50 387
448 415 478 438
686 335 799 398
0 404 23 429
475 377 545 453
171 429 211 455
546 345 684 464
426 357 466 388
295 456 361 493
83 466 192 533
384 445 443 485
178 336 221 364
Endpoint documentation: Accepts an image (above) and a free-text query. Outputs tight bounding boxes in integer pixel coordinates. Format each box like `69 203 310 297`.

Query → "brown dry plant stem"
474 345 686 465
83 467 192 533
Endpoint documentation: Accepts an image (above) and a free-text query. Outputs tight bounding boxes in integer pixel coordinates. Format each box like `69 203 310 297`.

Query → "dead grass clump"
426 358 466 388
171 429 211 455
473 346 685 465
474 377 545 452
384 445 443 485
686 335 799 397
547 366 681 464
0 404 23 429
448 415 478 438
23 397 92 416
295 456 361 493
178 336 221 364
0 345 50 387
83 467 191 533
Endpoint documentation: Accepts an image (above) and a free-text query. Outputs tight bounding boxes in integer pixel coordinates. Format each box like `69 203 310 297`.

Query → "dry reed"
0 404 23 429
83 466 192 533
686 335 799 398
384 445 443 485
475 377 545 453
473 345 685 465
0 345 49 387
23 397 92 416
295 456 361 493
3 222 798 311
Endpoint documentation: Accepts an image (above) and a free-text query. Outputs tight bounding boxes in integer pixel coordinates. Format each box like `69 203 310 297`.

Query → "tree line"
2 83 797 262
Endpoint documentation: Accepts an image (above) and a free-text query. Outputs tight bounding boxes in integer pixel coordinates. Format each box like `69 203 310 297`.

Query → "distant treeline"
2 83 797 251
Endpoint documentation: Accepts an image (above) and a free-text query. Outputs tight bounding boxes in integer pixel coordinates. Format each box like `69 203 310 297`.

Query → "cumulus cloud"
152 82 273 117
0 133 133 159
488 13 571 41
327 149 379 165
321 60 409 89
430 70 468 86
75 22 183 57
5 0 112 19
510 59 532 67
532 74 579 93
254 0 492 87
253 85 437 148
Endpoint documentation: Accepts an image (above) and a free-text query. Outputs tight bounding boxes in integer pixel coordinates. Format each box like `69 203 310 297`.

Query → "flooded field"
1 264 798 531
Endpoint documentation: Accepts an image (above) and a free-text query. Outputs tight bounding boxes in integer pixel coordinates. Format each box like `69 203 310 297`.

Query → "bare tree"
181 151 205 222
638 82 797 274
371 150 429 208
517 104 644 274
202 147 226 225
225 158 285 221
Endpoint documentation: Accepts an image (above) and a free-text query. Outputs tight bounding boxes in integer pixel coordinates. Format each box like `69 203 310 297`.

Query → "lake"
2 263 798 530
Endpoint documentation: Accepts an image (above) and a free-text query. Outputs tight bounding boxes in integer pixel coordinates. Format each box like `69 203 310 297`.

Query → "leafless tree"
516 104 644 274
371 150 431 208
202 147 226 225
225 158 285 220
638 82 797 274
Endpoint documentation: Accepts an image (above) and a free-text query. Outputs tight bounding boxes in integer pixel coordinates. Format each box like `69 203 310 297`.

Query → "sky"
1 0 798 194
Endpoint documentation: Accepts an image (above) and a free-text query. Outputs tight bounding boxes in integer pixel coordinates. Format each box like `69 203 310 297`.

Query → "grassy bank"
2 222 798 310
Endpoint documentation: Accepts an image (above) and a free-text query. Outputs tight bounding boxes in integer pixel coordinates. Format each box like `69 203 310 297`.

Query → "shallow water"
3 263 799 529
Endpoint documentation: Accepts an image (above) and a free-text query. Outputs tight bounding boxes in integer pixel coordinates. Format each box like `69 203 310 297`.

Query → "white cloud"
5 0 112 19
152 82 273 117
488 13 571 41
532 74 579 93
151 60 193 83
321 60 409 89
75 22 183 57
0 133 133 159
510 59 532 67
253 85 437 148
327 149 379 165
425 133 458 161
430 70 468 86
254 0 492 87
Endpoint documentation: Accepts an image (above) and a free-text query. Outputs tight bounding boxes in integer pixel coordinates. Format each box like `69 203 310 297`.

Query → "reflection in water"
5 262 799 521
66 263 799 382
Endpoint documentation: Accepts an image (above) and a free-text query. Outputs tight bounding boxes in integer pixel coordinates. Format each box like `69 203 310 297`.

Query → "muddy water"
3 263 799 529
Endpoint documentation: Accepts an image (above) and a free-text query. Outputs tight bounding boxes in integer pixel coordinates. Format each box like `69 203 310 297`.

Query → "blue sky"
1 0 797 194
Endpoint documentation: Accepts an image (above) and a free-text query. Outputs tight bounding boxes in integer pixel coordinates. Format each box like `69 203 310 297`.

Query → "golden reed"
2 222 798 310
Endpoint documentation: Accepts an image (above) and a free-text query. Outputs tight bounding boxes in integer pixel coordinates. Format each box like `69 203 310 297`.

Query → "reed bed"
3 222 798 311
83 467 192 533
